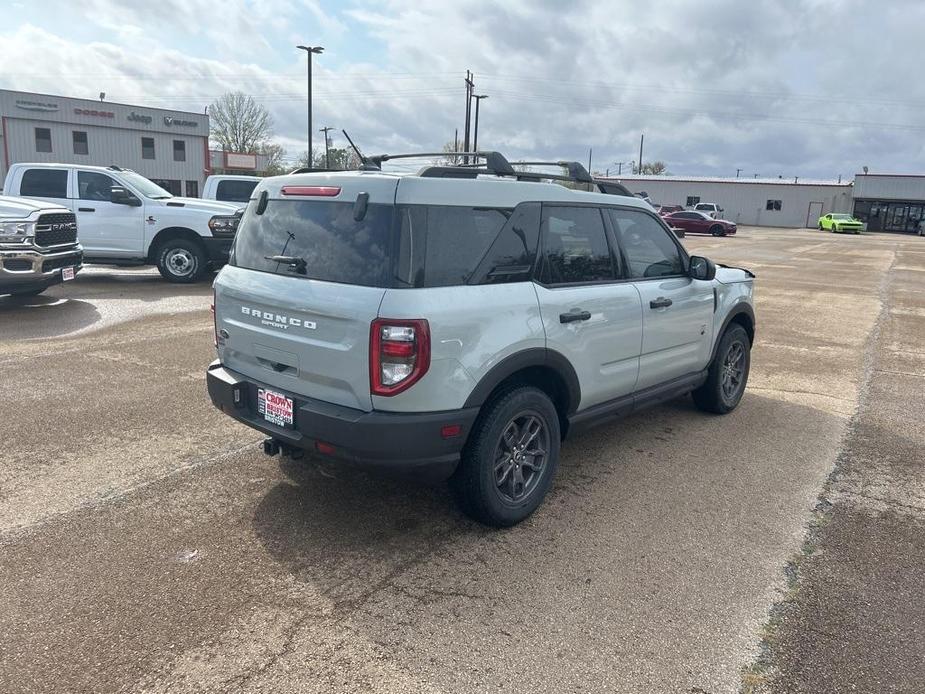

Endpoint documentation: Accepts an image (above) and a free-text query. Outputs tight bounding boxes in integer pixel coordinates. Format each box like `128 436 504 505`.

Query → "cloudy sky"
2 0 923 178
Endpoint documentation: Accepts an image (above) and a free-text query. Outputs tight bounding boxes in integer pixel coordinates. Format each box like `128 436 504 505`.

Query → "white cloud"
2 1 924 177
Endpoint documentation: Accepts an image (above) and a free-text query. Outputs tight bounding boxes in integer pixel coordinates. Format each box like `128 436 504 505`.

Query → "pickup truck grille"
35 213 78 247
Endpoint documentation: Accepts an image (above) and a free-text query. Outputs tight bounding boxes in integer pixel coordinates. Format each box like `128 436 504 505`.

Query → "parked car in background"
203 175 261 204
657 204 684 216
694 202 724 218
818 213 863 234
0 195 82 297
665 210 737 236
4 163 243 283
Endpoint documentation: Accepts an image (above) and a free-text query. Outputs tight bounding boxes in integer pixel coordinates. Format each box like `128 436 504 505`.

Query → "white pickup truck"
0 195 83 296
202 175 260 203
3 163 243 283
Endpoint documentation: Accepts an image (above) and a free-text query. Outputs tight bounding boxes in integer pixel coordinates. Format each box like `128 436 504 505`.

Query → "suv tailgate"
215 266 384 411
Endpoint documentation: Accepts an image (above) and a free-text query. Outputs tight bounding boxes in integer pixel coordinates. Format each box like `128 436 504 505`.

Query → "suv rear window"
231 200 393 287
232 199 542 288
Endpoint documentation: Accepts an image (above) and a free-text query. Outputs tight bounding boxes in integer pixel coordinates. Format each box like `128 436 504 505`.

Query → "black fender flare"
711 303 756 362
462 348 581 415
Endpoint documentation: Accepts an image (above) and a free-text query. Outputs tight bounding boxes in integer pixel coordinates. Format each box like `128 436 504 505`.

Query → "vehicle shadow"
64 270 215 302
0 294 101 340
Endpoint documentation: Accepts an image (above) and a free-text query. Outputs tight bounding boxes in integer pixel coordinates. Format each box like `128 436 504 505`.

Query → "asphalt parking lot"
1 227 923 693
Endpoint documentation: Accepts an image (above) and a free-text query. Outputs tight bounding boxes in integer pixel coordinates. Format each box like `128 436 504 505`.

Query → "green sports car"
819 213 863 234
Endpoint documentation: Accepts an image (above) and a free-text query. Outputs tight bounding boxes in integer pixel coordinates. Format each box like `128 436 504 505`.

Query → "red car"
664 211 737 236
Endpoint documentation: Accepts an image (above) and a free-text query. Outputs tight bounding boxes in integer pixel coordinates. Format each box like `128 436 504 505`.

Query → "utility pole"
319 126 334 169
588 148 593 174
472 94 488 153
637 134 644 175
297 44 324 169
463 70 475 163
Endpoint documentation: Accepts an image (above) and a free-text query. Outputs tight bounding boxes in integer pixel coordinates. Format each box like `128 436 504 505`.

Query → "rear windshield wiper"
265 254 307 275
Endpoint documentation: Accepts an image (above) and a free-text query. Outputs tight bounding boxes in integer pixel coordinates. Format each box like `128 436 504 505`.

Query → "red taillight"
280 186 341 197
315 441 336 455
370 318 430 396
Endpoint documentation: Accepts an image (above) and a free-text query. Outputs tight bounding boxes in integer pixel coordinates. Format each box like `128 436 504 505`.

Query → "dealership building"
605 174 855 228
0 89 210 197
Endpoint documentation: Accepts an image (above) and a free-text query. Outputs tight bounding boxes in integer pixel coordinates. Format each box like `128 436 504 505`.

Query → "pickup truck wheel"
710 225 726 237
156 239 207 283
451 386 561 527
692 324 751 414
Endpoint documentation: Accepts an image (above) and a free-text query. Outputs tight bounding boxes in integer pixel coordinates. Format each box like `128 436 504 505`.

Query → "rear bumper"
206 361 479 477
0 246 83 290
203 237 232 265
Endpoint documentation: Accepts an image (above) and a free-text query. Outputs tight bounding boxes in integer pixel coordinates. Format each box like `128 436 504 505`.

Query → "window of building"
35 128 52 153
686 195 700 207
72 131 89 155
609 208 685 279
142 137 155 159
173 140 186 162
766 199 782 211
185 180 199 197
20 168 68 198
150 179 181 195
539 206 616 284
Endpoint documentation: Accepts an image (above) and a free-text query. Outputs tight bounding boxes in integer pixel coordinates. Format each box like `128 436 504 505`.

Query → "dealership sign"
15 99 58 112
127 111 153 125
74 108 114 119
164 116 198 128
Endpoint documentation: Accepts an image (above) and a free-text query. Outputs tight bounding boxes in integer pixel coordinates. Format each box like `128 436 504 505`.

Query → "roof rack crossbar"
510 160 593 184
367 150 515 176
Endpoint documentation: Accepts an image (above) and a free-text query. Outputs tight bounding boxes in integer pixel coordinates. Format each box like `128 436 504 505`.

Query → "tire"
7 286 46 297
832 225 838 233
818 223 824 230
692 324 751 414
451 386 561 527
710 225 726 237
155 238 207 283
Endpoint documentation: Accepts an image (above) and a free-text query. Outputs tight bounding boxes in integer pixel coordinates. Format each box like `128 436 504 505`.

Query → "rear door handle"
649 297 673 309
560 309 592 324
78 207 95 212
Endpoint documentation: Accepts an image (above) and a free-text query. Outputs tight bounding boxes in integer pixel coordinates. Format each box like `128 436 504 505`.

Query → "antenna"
342 129 376 170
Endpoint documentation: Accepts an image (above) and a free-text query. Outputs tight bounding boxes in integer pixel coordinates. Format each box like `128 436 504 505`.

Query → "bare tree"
639 161 668 175
259 143 287 177
209 92 273 153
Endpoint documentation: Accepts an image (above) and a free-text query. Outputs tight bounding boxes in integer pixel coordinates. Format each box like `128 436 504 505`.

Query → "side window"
540 206 615 284
468 203 541 285
78 171 118 201
609 208 685 279
416 206 510 287
20 169 68 198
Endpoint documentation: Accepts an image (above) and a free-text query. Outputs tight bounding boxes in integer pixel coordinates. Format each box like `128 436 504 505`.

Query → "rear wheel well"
147 227 205 263
478 365 572 439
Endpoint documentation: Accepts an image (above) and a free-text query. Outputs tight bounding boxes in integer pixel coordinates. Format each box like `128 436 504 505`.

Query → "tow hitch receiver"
262 438 281 457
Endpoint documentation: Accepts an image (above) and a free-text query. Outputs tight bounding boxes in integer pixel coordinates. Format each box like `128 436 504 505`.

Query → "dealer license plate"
257 388 294 428
62 266 75 281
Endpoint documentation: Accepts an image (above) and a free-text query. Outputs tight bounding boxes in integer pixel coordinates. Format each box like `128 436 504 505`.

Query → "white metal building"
602 174 854 228
0 89 210 197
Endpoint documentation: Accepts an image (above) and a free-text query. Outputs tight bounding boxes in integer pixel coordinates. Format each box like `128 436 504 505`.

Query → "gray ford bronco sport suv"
207 151 755 527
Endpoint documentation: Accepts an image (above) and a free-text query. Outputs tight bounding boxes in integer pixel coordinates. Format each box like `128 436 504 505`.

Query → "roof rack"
285 147 634 197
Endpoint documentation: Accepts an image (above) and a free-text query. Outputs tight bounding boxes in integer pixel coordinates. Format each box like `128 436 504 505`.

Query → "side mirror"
689 255 716 281
111 186 141 206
